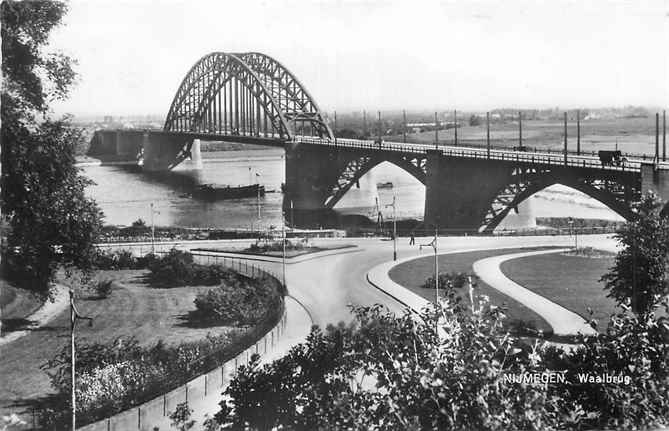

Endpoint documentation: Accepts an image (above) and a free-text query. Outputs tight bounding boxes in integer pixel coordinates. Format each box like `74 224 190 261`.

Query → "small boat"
192 183 265 200
376 181 394 189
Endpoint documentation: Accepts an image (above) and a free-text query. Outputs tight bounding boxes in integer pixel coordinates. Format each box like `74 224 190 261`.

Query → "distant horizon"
66 104 667 121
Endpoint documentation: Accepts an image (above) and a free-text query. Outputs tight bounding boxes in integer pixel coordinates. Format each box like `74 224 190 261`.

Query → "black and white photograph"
1 1 668 430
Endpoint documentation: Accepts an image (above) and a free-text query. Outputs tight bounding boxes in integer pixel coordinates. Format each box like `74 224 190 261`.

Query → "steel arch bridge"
163 52 333 140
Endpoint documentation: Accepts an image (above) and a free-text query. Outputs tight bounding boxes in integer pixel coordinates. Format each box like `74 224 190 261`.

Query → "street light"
567 217 578 250
420 224 439 305
150 203 160 254
69 289 93 431
385 196 398 260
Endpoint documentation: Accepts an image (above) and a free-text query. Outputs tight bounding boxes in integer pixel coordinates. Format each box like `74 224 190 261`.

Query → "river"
81 148 623 229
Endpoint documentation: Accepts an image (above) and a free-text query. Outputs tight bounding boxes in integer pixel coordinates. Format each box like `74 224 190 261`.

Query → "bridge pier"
142 132 200 172
283 145 360 227
423 150 514 231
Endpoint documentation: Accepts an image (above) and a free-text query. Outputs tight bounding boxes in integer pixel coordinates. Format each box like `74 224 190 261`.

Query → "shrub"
191 275 281 326
147 249 240 287
95 279 113 299
93 249 154 270
421 271 477 290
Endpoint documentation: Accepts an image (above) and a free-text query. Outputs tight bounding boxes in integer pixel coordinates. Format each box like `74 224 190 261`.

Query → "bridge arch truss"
164 52 333 140
480 166 640 232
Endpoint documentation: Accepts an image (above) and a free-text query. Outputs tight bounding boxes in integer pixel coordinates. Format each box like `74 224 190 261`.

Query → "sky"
48 0 669 117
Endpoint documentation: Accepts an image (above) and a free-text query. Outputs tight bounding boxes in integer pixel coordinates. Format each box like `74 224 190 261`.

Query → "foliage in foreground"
601 193 669 316
1 0 103 296
41 295 284 428
215 288 669 431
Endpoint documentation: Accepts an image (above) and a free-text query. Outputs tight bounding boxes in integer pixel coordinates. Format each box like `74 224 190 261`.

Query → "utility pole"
577 109 581 155
656 112 660 162
378 110 382 143
385 196 397 261
454 109 458 146
518 111 522 148
403 109 407 143
563 112 568 166
363 110 367 138
334 110 337 145
486 112 490 158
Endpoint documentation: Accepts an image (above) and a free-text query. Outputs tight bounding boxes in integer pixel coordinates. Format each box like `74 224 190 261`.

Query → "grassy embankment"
388 247 559 336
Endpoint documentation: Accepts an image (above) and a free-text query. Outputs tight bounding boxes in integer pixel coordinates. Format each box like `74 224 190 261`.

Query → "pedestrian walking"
409 232 415 245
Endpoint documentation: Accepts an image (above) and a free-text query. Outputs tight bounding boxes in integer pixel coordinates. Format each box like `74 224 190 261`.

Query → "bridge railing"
295 136 647 173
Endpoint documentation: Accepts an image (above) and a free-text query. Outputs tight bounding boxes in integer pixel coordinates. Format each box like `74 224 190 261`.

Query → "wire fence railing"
4 250 289 431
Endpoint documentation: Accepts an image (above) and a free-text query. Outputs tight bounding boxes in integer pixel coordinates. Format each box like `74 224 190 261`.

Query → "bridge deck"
295 136 669 174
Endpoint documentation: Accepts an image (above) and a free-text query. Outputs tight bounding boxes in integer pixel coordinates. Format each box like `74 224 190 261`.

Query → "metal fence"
4 251 288 431
296 135 669 173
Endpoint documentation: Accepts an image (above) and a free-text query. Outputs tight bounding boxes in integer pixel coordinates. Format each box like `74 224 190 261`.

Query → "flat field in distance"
402 116 661 156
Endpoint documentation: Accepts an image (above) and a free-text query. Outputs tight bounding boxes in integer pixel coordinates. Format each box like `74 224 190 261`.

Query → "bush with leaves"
94 279 113 298
147 249 234 287
92 248 155 270
421 271 478 290
191 275 282 326
215 281 669 430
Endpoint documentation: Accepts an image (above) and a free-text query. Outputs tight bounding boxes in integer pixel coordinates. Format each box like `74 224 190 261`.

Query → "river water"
81 148 623 229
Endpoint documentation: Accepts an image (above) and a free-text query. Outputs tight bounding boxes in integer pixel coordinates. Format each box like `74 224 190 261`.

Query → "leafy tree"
215 282 669 430
1 0 102 295
601 192 669 315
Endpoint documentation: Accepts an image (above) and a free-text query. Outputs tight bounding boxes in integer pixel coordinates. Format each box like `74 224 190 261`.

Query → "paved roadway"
9 234 617 430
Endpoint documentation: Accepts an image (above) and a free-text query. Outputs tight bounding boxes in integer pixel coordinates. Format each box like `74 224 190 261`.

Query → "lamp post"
150 203 160 254
255 172 261 222
70 290 93 431
282 210 287 288
385 196 397 261
567 217 577 250
420 224 439 304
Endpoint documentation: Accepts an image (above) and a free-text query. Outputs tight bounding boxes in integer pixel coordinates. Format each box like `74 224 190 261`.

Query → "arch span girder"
164 52 332 140
481 170 638 232
324 155 426 209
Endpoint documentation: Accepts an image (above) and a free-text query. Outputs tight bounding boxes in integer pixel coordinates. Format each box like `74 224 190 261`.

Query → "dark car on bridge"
598 150 627 167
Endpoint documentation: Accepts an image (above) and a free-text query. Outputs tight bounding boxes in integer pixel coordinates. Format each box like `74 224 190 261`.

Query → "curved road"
2 234 619 429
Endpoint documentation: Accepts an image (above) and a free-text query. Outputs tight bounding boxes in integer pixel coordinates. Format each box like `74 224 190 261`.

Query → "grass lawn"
500 252 619 332
0 270 236 412
388 247 559 335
